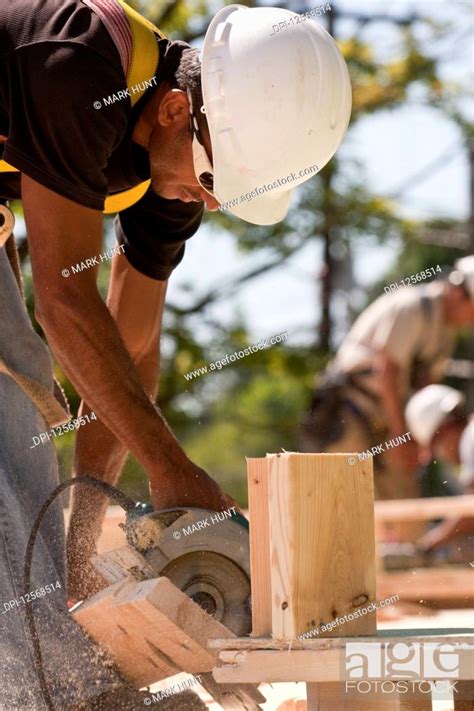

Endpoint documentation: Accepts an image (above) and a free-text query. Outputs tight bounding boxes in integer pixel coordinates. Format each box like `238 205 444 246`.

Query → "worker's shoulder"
1 0 121 70
379 282 441 314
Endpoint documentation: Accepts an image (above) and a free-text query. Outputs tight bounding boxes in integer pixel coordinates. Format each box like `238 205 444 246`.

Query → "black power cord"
23 476 138 711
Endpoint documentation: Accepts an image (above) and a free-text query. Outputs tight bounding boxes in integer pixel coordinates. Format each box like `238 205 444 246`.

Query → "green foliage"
180 351 315 504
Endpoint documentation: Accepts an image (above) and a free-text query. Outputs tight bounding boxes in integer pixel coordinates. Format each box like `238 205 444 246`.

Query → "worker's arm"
418 482 474 552
376 351 406 433
23 176 230 509
66 255 166 599
375 350 418 469
417 516 474 552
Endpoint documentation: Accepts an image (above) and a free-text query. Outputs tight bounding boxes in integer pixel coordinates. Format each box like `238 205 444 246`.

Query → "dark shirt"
0 0 203 280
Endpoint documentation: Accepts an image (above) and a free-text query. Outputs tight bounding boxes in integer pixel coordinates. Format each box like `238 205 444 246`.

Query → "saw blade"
158 550 251 636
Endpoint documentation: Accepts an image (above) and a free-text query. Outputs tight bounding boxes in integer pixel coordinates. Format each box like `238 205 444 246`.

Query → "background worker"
405 385 474 553
0 0 350 706
300 257 474 501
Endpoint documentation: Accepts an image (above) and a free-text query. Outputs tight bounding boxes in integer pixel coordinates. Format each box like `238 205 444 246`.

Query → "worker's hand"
149 459 241 514
385 439 419 473
416 526 448 553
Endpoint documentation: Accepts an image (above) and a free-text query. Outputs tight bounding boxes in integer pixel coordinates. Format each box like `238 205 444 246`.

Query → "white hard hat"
405 385 465 447
201 4 351 225
449 256 474 298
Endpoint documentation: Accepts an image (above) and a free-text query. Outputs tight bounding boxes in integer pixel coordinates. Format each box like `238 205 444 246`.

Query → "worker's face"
148 89 219 211
444 285 474 326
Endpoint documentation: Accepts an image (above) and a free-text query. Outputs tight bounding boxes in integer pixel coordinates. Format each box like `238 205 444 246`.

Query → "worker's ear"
158 89 189 129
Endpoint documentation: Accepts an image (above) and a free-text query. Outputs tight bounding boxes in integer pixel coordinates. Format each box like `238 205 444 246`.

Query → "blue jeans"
0 245 122 709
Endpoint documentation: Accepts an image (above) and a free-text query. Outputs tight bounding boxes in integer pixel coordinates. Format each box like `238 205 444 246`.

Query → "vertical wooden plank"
268 453 376 639
267 452 377 711
247 456 272 636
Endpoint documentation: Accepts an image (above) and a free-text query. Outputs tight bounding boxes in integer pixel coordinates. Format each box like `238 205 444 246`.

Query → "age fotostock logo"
343 641 468 700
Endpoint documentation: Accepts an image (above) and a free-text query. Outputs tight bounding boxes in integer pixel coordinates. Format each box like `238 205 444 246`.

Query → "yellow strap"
0 161 16 172
118 0 165 103
0 359 70 428
0 0 163 213
103 179 151 214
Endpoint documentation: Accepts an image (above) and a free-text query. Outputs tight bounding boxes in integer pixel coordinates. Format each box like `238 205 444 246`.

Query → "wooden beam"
375 495 474 522
75 577 234 685
75 576 266 707
264 453 377 710
74 579 178 682
210 630 474 651
266 453 376 640
213 644 474 683
377 568 474 602
247 456 272 636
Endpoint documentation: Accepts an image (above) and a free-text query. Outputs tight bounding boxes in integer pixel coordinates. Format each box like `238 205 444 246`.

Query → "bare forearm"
40 289 184 477
68 354 158 563
430 516 474 549
73 351 159 480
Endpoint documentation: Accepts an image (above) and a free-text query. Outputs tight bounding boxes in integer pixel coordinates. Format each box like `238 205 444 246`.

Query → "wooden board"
375 495 474 522
210 629 474 651
264 453 377 710
74 576 266 708
247 456 272 636
377 568 474 602
75 576 233 684
213 643 474 683
265 453 376 640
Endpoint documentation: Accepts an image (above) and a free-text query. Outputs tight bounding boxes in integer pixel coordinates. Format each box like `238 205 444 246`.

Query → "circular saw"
119 507 251 636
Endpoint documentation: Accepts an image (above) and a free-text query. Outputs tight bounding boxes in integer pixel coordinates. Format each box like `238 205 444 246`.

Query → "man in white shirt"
301 257 474 500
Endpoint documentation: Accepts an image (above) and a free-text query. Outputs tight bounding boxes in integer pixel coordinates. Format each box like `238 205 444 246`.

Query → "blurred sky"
166 0 473 350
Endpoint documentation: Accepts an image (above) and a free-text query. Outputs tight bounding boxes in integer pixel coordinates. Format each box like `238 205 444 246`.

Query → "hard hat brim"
223 187 293 225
